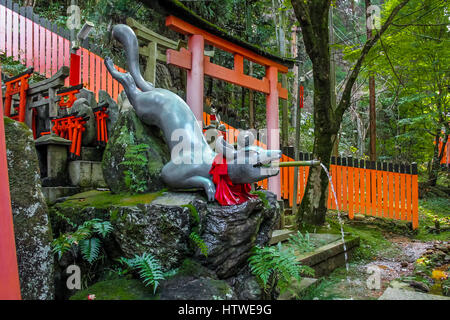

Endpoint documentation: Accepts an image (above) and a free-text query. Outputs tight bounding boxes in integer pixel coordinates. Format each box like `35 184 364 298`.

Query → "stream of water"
320 163 349 272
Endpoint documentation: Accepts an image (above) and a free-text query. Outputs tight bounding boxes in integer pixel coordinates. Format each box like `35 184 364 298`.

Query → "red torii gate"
165 15 289 198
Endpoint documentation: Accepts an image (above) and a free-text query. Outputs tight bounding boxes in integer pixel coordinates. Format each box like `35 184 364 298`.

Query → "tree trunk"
292 0 334 225
298 131 335 225
298 57 337 225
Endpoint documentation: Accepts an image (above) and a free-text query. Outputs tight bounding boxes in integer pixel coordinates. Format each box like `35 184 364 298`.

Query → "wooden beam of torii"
165 15 289 198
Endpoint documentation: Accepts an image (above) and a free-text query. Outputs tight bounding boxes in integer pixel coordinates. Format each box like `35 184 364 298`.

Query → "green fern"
118 253 165 293
287 231 315 253
51 219 113 264
250 190 270 209
120 143 150 194
248 243 314 296
79 238 101 264
52 209 77 228
190 231 208 257
51 235 74 260
92 220 113 238
182 204 200 224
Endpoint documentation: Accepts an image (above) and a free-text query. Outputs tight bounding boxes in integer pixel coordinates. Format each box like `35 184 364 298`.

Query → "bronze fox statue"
105 24 281 202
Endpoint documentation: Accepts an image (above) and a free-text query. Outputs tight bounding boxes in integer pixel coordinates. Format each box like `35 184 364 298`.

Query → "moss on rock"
102 107 170 194
174 258 216 279
69 278 158 300
49 191 198 271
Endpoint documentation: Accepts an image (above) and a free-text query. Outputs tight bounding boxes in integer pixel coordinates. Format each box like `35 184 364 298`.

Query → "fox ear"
215 136 236 160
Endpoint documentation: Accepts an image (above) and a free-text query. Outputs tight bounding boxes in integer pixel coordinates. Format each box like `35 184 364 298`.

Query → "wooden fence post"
347 157 354 219
411 163 419 229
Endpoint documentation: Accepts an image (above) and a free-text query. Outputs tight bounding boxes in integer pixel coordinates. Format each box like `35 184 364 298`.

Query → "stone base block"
42 186 81 204
68 160 107 188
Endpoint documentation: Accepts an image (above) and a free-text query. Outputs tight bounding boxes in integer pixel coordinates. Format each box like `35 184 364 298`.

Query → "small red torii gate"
165 15 289 198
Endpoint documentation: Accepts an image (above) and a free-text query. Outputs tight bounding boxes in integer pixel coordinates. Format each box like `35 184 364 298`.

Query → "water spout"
260 160 321 168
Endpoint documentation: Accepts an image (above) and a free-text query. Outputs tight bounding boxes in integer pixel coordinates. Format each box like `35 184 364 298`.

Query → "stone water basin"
282 233 360 277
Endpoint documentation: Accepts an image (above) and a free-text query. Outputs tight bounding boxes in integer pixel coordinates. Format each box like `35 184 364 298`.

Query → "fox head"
215 131 281 184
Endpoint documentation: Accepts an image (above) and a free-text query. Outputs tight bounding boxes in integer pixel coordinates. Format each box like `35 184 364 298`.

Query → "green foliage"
51 219 113 264
91 220 114 238
79 238 101 264
250 190 270 209
287 231 315 254
341 0 449 167
182 204 200 224
69 278 159 300
0 54 46 84
248 243 314 297
118 253 165 294
301 278 343 300
189 231 208 257
120 144 149 194
415 196 450 241
181 204 208 257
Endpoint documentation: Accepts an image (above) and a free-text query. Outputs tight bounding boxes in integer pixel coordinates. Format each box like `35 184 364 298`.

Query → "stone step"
81 146 103 162
277 277 319 300
68 160 107 188
42 186 81 204
269 229 296 245
294 235 360 277
284 208 293 215
378 287 450 300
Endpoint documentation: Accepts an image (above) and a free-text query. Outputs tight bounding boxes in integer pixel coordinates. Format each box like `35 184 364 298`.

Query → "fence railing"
0 0 124 100
2 0 420 229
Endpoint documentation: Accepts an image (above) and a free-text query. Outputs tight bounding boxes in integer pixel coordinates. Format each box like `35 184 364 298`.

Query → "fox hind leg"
161 163 216 202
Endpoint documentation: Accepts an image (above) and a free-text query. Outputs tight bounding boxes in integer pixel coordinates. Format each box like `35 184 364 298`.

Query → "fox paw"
205 184 216 202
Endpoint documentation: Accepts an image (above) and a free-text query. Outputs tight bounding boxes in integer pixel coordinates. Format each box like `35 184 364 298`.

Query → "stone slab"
152 191 204 206
46 144 68 182
34 134 72 146
295 236 360 277
308 233 341 244
378 288 450 300
269 229 296 245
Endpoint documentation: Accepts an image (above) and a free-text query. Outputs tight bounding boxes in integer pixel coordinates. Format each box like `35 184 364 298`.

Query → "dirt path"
323 235 435 300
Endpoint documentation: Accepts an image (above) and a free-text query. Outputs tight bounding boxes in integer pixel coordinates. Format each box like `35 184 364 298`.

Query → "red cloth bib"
209 155 257 206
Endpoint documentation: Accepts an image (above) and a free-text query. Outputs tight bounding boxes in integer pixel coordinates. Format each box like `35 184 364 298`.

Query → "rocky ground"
303 213 449 300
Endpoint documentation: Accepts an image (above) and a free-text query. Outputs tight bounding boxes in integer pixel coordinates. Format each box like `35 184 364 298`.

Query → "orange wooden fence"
0 0 124 100
438 138 449 165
